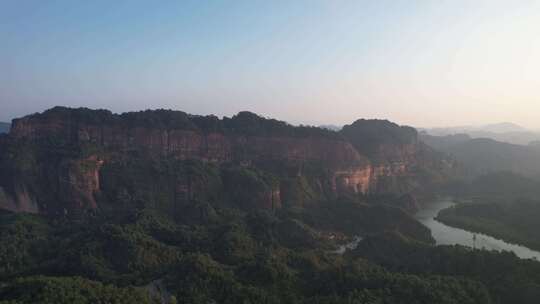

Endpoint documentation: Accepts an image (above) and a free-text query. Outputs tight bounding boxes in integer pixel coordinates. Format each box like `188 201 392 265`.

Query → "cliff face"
333 162 408 195
58 156 103 211
0 107 453 214
10 117 365 167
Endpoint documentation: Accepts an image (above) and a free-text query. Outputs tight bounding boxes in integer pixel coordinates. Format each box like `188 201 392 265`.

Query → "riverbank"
436 201 540 252
414 197 540 260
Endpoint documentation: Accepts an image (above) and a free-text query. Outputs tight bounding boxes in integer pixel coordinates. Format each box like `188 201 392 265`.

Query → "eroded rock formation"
0 107 454 214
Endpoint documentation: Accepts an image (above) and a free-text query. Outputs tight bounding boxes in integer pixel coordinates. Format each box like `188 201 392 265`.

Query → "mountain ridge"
0 106 453 215
421 122 540 145
421 132 540 177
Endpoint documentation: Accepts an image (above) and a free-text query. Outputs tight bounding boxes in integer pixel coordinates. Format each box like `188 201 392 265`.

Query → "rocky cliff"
0 107 453 215
10 110 366 167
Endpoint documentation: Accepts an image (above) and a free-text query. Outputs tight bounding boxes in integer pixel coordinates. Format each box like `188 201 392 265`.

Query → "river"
415 197 540 260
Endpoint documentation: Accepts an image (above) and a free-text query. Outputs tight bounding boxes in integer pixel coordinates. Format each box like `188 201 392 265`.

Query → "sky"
1 0 540 128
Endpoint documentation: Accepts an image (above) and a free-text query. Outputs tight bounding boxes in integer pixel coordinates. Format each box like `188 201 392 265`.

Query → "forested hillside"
0 107 537 303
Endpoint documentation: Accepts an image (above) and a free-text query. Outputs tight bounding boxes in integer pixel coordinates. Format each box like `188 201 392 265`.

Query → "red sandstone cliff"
0 108 453 214
10 116 366 167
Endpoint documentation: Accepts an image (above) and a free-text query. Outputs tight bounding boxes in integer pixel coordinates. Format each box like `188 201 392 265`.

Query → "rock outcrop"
0 107 454 214
10 114 366 167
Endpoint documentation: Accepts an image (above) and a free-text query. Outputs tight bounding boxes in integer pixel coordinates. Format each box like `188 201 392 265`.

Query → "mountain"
422 122 540 145
2 107 540 304
425 122 527 135
435 170 540 251
481 122 527 133
421 132 540 177
0 107 453 215
419 132 471 150
460 130 540 146
0 122 9 134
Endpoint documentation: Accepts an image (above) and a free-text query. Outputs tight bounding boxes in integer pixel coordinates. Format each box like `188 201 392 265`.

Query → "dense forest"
1 107 540 303
420 132 540 178
437 199 540 251
3 200 540 304
21 107 343 139
436 171 540 251
4 0 540 302
352 232 540 304
0 199 531 304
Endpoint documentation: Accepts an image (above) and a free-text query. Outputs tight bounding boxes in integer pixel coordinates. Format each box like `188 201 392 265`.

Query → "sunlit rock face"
10 118 365 166
57 156 104 211
332 162 409 195
1 107 454 214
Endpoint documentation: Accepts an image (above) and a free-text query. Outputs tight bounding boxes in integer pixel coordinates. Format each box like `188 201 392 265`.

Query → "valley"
436 199 540 253
417 198 540 260
3 2 540 302
1 107 540 303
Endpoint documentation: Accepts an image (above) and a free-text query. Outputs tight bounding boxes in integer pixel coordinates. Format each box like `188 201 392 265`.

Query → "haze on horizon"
1 1 540 129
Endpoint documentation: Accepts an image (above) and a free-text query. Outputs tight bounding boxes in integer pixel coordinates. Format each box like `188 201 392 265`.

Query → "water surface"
415 198 540 260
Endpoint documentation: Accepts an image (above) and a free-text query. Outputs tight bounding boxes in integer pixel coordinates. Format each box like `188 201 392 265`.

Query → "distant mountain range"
421 122 540 146
0 122 10 134
420 132 540 178
425 122 527 134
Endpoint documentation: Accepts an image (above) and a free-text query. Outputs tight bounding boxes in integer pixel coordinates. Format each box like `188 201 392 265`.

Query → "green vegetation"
3 107 540 303
341 119 418 159
25 106 342 139
353 232 540 304
0 208 497 304
466 171 540 202
283 198 433 243
0 276 153 304
2 189 540 303
437 200 540 251
421 132 540 177
437 171 540 251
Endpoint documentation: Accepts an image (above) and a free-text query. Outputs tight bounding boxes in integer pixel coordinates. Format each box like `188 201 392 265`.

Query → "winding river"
415 197 540 260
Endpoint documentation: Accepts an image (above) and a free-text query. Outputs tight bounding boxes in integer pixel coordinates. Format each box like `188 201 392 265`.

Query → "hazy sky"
1 1 540 128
